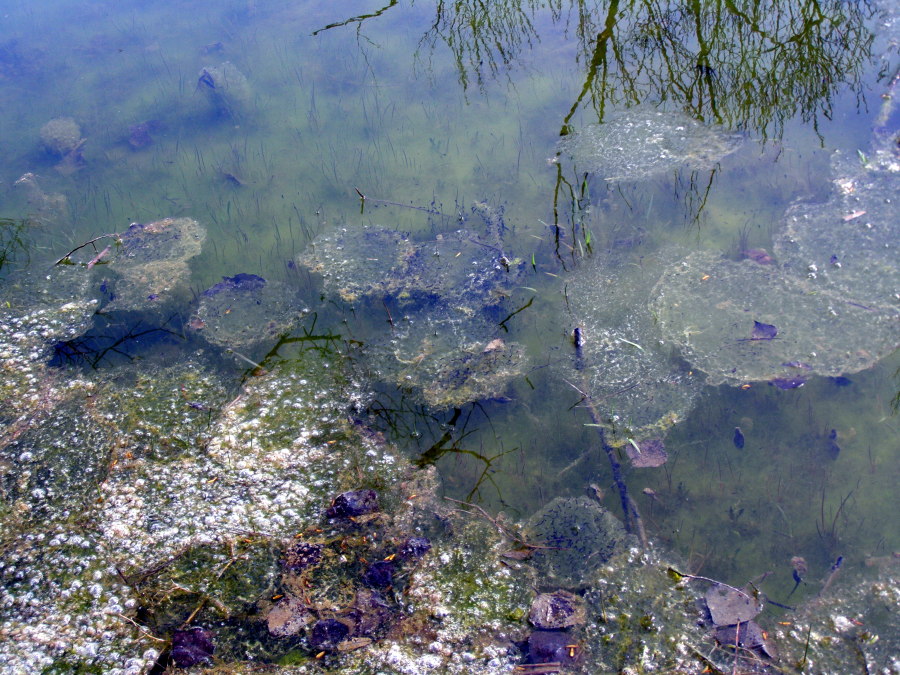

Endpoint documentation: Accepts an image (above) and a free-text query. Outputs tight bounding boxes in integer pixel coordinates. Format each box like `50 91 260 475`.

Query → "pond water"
1 0 898 672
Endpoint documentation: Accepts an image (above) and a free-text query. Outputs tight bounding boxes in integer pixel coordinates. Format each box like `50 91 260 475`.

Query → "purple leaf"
769 377 806 390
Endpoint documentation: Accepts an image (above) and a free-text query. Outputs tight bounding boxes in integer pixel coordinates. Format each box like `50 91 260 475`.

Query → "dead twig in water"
665 567 754 602
53 232 121 266
562 379 648 548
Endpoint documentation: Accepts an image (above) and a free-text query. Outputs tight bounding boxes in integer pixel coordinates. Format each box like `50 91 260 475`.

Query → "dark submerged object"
171 626 215 668
733 427 745 450
399 536 431 560
526 630 580 665
309 619 350 651
128 120 163 149
326 489 380 518
826 428 841 459
202 273 266 297
750 320 778 340
283 541 323 572
362 560 394 588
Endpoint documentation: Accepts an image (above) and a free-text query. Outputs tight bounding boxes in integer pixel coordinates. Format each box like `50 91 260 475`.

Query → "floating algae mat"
366 306 527 408
563 251 703 441
299 218 528 407
193 273 298 350
298 223 524 308
556 109 743 181
651 145 899 385
101 218 206 313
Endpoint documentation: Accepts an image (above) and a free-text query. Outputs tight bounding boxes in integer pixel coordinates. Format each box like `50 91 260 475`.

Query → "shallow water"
1 0 898 671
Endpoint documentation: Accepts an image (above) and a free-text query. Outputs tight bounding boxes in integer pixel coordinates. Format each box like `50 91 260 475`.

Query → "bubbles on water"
556 109 743 181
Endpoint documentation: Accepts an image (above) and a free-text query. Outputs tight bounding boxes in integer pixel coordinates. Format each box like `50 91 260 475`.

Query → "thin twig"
667 568 755 602
444 497 558 550
53 233 120 265
113 613 168 643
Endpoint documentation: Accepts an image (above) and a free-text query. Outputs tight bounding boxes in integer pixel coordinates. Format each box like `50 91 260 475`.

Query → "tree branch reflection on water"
316 1 876 263
316 0 875 141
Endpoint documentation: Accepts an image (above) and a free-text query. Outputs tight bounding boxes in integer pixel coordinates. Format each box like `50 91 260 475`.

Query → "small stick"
382 298 395 330
113 613 168 643
353 187 441 214
54 233 121 265
819 555 843 596
666 568 754 602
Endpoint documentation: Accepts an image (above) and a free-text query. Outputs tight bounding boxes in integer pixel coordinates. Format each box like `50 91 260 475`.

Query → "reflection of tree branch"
311 0 399 36
560 0 620 135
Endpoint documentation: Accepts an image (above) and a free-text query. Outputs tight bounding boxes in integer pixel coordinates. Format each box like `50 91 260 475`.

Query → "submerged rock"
326 489 380 518
267 594 313 638
309 618 351 651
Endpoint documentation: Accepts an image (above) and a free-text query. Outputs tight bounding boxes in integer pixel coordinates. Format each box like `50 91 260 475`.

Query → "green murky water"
1 0 898 672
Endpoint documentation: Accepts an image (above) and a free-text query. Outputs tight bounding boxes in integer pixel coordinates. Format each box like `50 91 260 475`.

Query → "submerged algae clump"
367 308 527 408
297 223 523 310
651 250 898 385
525 496 628 586
651 106 899 386
651 144 899 387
